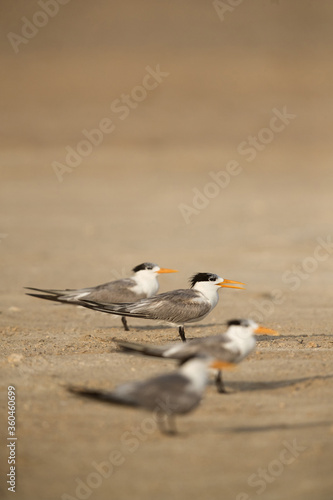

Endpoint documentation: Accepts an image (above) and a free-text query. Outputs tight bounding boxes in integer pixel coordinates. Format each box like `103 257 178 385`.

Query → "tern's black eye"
207 273 218 282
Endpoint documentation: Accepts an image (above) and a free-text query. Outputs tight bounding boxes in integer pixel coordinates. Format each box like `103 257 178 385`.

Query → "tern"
117 319 279 393
25 262 177 331
81 273 245 341
68 355 233 434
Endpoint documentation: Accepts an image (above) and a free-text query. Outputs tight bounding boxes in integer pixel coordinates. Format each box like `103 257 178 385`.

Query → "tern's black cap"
190 273 219 287
132 263 157 273
226 319 251 327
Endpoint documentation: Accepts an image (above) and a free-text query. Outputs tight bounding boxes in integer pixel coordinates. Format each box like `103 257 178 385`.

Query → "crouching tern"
68 355 234 435
25 262 177 331
118 319 279 393
81 272 245 342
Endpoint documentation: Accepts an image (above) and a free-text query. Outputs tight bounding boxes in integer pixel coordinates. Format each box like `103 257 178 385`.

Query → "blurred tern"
25 262 177 331
118 319 279 393
68 355 233 434
81 272 245 341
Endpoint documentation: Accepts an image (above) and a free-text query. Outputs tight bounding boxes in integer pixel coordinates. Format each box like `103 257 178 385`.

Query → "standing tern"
117 319 279 393
68 355 233 434
81 272 245 341
25 262 177 331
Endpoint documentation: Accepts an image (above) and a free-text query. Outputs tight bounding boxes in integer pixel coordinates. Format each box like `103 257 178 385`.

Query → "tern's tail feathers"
81 299 148 319
25 292 64 302
117 340 166 358
25 287 76 303
67 386 138 407
25 286 60 295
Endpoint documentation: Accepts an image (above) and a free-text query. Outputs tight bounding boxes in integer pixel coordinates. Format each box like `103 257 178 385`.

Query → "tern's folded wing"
129 374 201 414
82 289 211 324
25 278 144 304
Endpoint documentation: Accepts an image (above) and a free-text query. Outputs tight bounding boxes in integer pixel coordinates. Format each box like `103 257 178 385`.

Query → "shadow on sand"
220 419 333 434
212 373 333 393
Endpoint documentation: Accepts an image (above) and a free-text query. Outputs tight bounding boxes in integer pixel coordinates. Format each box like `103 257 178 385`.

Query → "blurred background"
1 0 332 317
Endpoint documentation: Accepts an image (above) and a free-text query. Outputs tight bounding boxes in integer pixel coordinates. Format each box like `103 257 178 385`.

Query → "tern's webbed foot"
157 415 178 435
217 385 229 394
215 370 228 394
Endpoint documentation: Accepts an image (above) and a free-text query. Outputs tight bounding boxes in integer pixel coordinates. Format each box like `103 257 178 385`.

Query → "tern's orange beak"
157 268 178 274
255 326 279 336
217 279 245 290
210 360 236 370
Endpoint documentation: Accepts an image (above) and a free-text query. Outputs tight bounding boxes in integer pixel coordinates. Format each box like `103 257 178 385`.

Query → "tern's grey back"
85 288 212 325
114 373 203 414
71 279 145 303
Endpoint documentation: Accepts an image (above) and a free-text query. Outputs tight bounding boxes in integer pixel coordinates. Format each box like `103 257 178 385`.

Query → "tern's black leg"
156 414 177 435
178 326 186 342
157 415 168 434
215 370 227 394
166 415 177 435
121 316 130 331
